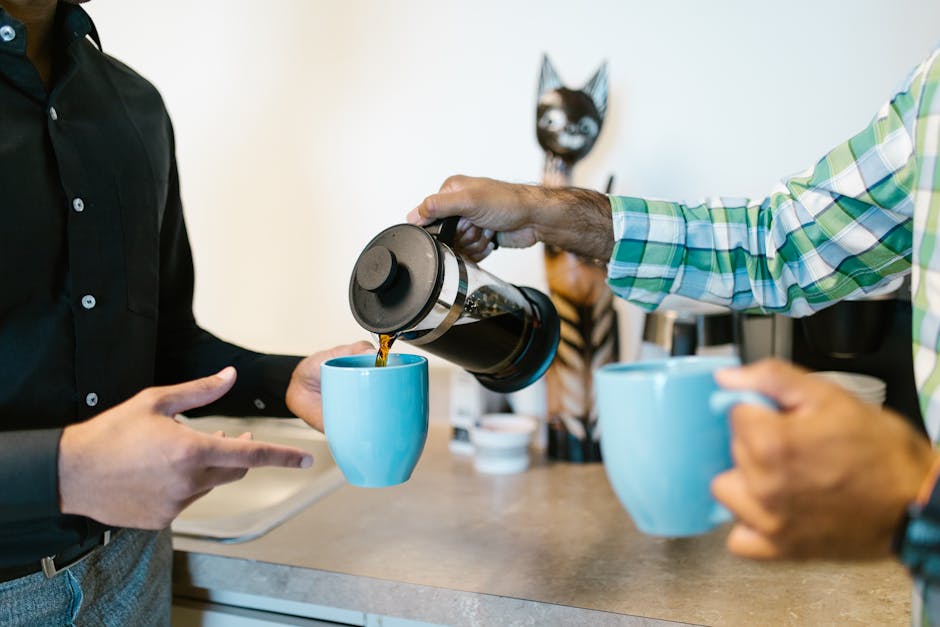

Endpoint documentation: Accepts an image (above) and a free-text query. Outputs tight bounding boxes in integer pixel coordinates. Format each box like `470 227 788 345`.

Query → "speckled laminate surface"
173 372 911 626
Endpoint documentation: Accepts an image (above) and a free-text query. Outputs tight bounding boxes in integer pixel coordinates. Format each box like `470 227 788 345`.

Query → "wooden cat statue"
536 54 617 462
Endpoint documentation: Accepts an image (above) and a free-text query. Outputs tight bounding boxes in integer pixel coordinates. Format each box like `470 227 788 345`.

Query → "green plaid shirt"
607 46 940 438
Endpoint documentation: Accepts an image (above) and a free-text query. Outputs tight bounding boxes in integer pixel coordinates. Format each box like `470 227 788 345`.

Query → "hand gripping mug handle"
709 389 777 416
707 389 779 526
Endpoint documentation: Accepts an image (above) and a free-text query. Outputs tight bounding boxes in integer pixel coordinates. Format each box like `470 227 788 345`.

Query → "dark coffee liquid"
375 333 397 367
407 312 530 374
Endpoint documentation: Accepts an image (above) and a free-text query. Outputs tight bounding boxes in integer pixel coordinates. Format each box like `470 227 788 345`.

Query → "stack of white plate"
810 371 887 406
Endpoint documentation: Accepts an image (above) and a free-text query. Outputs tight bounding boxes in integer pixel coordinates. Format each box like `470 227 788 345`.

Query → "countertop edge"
172 549 691 627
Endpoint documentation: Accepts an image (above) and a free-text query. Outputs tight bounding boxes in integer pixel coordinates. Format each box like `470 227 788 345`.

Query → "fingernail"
216 366 236 382
300 455 313 468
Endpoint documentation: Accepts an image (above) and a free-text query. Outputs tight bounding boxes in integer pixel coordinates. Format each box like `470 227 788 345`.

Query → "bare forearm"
532 186 614 260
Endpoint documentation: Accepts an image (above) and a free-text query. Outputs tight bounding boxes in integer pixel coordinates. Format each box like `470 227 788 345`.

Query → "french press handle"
423 216 460 248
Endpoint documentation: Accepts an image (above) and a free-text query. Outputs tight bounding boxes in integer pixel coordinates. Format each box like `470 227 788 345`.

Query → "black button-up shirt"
0 4 302 566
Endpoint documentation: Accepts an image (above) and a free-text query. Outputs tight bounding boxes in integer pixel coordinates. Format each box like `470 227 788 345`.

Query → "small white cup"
810 371 887 406
470 414 536 475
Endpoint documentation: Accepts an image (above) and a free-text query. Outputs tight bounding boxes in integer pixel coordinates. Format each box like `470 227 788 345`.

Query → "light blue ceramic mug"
321 353 428 488
594 356 772 537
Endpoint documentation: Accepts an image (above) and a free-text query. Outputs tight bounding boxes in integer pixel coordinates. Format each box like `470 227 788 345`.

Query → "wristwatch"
894 483 940 581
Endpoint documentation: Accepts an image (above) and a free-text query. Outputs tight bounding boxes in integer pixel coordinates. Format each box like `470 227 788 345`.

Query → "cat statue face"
536 55 608 165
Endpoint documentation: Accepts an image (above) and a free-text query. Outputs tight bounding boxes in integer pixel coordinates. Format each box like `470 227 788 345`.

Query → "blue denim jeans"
0 528 171 627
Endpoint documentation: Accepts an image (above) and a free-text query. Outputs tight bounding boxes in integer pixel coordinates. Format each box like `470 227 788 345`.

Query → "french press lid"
349 223 447 334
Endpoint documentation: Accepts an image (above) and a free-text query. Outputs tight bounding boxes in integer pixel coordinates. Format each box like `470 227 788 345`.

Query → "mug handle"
709 389 777 416
707 389 778 527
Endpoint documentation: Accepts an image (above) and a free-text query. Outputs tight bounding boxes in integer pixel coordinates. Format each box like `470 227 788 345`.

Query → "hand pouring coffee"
349 217 560 392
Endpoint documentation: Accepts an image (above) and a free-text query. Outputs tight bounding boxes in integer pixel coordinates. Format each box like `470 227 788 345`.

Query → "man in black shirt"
0 1 370 623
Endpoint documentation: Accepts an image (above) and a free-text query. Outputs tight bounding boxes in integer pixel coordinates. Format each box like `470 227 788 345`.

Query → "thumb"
407 175 479 226
407 192 459 226
714 358 821 411
153 367 237 416
295 341 375 383
327 340 375 359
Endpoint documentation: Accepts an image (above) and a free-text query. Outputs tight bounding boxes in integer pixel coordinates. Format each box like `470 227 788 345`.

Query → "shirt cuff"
243 353 304 416
606 195 687 310
0 428 63 522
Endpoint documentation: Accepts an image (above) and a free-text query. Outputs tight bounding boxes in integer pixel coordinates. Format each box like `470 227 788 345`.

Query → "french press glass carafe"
349 218 559 393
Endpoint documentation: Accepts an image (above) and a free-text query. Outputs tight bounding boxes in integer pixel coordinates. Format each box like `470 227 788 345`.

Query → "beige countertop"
173 374 912 626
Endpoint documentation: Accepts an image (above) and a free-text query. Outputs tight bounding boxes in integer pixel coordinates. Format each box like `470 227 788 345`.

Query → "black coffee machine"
736 278 924 435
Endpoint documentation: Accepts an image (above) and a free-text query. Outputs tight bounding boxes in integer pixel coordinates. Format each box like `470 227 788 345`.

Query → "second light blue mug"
321 353 428 488
594 355 772 537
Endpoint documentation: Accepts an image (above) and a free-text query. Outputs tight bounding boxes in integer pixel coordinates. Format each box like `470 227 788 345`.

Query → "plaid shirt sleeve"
605 53 933 317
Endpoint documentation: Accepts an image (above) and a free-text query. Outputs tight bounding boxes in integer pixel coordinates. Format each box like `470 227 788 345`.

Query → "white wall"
87 0 940 360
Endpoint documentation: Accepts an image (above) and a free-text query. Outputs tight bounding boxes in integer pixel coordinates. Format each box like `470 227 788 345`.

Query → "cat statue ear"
583 61 608 120
539 55 609 121
537 54 563 100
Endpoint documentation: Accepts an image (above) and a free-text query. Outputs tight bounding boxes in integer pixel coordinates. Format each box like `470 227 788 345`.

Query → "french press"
349 218 560 393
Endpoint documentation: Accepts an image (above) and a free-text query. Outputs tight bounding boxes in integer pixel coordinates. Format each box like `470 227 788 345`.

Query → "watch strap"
896 504 940 581
896 455 940 581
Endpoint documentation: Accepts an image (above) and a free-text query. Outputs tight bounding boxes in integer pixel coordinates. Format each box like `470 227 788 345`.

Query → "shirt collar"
58 3 101 51
0 3 101 57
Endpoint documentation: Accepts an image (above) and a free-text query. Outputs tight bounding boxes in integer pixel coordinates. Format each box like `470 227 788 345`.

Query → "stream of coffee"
375 333 397 367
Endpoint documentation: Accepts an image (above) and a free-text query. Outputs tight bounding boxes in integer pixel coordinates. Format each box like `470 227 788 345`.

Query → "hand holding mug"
287 341 375 432
711 359 937 559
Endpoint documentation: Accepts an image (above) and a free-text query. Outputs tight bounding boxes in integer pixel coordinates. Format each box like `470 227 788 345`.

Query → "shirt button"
253 398 266 411
0 25 15 42
81 294 96 310
49 106 58 121
72 198 85 212
85 393 99 407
